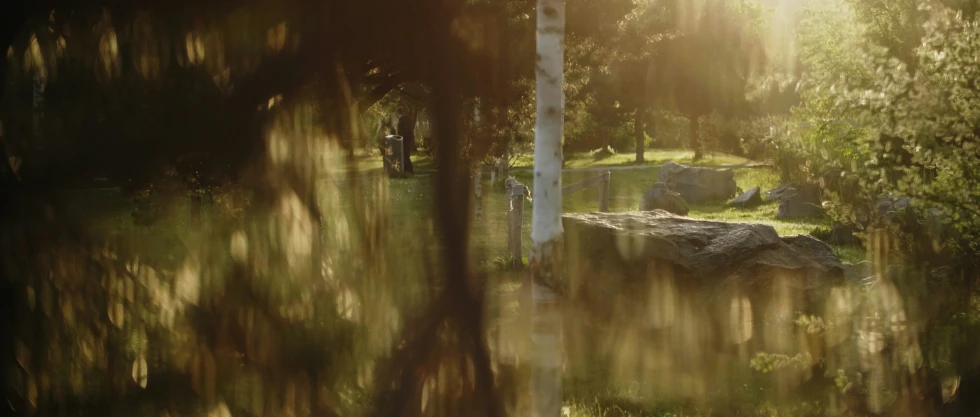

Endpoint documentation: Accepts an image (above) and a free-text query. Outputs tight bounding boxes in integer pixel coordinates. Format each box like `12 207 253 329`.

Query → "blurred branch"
359 76 407 113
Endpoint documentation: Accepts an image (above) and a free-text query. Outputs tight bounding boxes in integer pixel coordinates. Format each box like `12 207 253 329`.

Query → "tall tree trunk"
634 109 644 163
689 114 703 161
532 0 565 416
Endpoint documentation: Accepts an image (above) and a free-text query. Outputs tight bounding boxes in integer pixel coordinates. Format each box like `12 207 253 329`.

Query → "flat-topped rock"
564 210 843 282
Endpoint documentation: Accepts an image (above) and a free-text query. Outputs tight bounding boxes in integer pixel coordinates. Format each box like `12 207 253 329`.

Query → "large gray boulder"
564 211 843 290
562 211 844 357
657 161 737 204
561 211 846 396
640 183 689 215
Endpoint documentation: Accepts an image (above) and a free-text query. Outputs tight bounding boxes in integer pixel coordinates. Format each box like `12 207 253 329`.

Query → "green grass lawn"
512 148 756 169
352 148 758 173
385 152 864 264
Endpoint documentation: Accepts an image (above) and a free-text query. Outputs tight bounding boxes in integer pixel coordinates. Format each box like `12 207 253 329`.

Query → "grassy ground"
56 148 865 417
512 148 754 169
450 151 865 417
352 148 757 173
384 150 864 264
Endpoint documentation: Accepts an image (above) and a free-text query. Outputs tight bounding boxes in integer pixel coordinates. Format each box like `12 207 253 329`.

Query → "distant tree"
653 0 767 160
606 0 675 162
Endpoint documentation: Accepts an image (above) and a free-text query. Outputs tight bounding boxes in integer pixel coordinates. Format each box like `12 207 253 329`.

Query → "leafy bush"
789 5 980 255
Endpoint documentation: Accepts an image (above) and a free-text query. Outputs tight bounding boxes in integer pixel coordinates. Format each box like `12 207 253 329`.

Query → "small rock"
765 184 796 201
729 186 762 208
640 183 690 215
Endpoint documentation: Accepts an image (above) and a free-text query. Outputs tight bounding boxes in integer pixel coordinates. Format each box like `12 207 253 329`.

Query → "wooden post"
508 183 525 268
599 170 611 212
473 165 483 223
497 155 508 181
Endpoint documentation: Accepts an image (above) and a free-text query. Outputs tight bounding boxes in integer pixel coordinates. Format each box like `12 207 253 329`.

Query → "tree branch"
358 74 408 112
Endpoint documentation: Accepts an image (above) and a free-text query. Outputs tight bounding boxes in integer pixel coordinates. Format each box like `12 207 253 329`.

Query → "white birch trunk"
531 0 565 416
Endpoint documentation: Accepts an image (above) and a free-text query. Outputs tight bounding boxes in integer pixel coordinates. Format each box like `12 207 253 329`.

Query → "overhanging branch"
358 77 404 112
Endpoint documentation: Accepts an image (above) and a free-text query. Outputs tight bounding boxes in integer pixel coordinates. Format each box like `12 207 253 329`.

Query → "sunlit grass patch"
511 148 754 170
733 166 782 192
356 147 757 173
831 244 866 264
383 160 864 263
689 201 826 237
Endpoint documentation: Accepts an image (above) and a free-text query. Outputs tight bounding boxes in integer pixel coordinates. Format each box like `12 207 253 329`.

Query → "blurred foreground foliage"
0 0 508 416
5 0 980 416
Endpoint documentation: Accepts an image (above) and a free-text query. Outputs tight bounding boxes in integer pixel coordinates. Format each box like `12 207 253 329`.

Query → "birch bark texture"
530 0 565 416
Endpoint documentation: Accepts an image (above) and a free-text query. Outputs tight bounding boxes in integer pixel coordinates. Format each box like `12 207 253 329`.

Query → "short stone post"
506 179 525 268
599 170 611 212
497 155 509 180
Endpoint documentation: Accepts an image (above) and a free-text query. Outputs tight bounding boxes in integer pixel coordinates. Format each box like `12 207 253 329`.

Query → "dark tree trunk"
0 3 27 103
634 109 644 163
689 115 703 161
